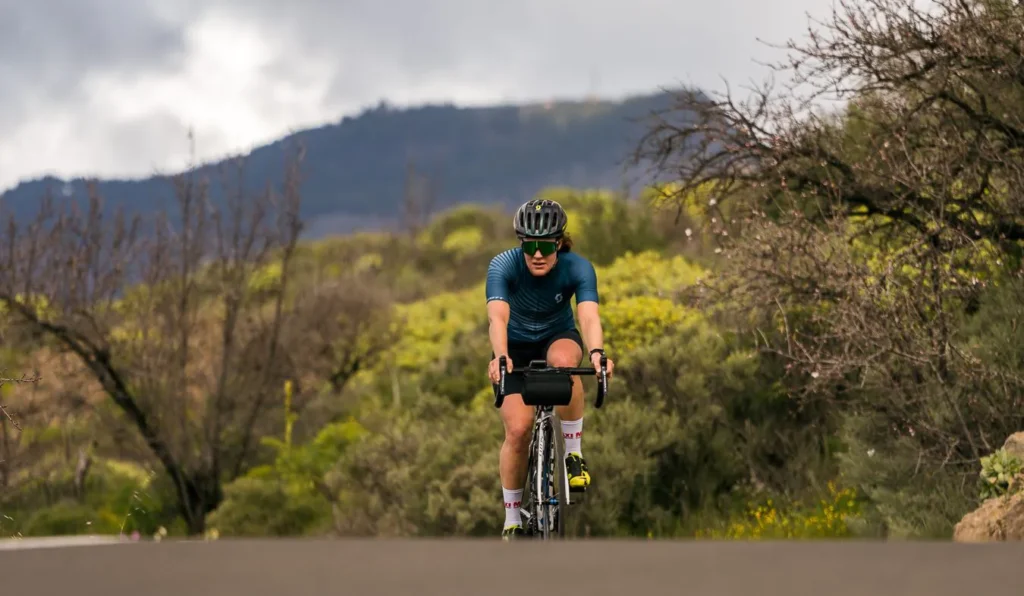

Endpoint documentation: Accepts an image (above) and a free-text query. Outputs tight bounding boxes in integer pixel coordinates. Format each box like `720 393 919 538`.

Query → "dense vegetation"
2 0 1024 541
0 182 839 540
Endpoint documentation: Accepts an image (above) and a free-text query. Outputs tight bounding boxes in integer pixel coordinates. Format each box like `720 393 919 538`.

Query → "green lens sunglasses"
521 239 558 256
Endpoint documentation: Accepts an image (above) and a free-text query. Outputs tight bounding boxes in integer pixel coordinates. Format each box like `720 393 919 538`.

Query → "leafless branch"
0 372 40 432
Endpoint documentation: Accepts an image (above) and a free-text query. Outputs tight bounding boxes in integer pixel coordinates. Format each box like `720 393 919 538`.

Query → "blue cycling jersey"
485 248 599 344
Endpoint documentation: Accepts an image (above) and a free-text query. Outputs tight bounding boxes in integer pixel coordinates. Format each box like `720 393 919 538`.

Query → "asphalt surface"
1 537 1022 595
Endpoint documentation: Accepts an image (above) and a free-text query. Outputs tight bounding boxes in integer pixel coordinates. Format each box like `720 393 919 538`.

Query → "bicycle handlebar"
494 354 608 409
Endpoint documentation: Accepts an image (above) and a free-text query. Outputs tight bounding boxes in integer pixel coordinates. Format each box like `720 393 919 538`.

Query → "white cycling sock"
562 417 583 456
503 487 523 528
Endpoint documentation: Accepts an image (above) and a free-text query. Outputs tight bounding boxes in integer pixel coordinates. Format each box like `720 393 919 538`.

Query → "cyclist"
485 198 615 540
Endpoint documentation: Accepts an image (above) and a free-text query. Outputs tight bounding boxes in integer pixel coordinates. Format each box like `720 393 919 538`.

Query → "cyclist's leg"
545 330 585 421
497 395 532 520
544 329 590 491
492 342 542 538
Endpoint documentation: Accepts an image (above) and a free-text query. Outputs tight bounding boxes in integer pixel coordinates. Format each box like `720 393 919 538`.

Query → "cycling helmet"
513 199 567 238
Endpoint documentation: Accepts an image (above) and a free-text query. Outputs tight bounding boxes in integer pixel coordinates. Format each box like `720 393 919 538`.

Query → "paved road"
1 538 1022 595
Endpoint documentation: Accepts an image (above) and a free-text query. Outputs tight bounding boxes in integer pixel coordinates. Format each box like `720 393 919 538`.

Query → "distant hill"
0 90 694 238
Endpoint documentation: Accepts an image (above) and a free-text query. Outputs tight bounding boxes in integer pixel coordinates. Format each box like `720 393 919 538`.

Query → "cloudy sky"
0 0 835 191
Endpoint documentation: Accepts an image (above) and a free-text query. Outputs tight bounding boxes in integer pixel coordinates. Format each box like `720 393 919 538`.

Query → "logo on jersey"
554 293 563 303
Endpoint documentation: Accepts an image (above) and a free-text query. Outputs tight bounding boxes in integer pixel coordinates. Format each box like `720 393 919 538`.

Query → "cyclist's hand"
590 351 614 379
489 355 513 383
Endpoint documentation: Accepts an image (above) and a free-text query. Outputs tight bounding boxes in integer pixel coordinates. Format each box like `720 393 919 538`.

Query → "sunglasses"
521 239 559 256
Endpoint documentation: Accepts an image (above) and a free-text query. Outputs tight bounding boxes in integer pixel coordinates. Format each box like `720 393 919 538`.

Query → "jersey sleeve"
485 251 516 303
572 256 599 304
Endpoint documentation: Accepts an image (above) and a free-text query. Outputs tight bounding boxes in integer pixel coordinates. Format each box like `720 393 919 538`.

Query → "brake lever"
495 355 508 408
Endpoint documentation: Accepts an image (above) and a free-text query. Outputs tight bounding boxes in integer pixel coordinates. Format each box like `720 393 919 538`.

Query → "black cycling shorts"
491 328 585 399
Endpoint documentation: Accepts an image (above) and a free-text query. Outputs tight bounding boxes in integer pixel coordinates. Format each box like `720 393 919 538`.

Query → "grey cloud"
0 0 189 79
104 109 219 176
0 0 835 187
0 0 190 129
220 0 826 106
225 0 552 104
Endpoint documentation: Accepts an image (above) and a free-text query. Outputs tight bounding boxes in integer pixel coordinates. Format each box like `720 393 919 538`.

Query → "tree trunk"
73 444 93 502
177 470 224 535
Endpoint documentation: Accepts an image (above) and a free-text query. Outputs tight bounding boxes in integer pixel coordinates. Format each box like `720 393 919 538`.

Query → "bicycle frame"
494 355 609 539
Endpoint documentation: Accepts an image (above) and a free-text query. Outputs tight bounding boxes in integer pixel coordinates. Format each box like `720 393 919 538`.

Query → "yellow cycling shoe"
566 453 591 492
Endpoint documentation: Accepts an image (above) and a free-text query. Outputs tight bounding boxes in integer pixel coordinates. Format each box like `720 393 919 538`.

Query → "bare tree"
636 0 1024 244
400 160 438 236
0 143 307 534
0 371 41 498
632 0 1024 512
280 275 397 396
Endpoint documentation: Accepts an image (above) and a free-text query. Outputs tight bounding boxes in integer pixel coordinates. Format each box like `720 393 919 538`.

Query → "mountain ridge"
0 88 693 237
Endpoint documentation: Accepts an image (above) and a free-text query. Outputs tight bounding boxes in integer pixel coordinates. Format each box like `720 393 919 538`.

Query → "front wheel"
551 415 569 539
523 409 568 540
521 436 538 538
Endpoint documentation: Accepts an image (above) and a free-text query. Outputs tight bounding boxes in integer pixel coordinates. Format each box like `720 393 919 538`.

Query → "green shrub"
205 477 331 537
17 500 122 537
979 448 1023 500
205 407 367 538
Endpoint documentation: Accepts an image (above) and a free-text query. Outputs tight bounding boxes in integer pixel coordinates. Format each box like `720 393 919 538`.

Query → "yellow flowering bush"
594 251 704 303
441 226 485 256
353 252 383 274
846 211 1003 295
0 292 53 320
382 250 708 372
697 482 861 540
248 261 283 294
389 284 484 371
598 296 700 356
638 180 715 224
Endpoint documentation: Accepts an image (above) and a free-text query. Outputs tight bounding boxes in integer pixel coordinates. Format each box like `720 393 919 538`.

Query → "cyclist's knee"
547 344 581 368
503 415 532 451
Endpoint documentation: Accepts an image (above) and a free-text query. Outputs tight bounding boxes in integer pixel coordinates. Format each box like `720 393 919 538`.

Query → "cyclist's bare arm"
576 300 604 355
488 300 512 372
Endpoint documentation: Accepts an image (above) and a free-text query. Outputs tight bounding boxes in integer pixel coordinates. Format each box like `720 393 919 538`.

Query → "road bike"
493 354 609 539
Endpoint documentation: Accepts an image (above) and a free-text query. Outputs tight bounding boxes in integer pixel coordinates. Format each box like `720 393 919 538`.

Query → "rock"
952 492 1024 542
952 431 1024 542
1002 432 1024 461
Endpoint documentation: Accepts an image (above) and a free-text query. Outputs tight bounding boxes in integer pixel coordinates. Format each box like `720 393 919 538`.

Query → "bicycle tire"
537 414 552 539
551 412 568 539
522 433 539 537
